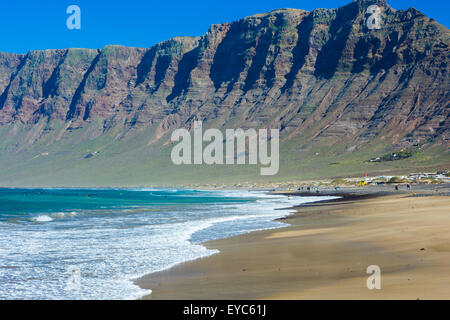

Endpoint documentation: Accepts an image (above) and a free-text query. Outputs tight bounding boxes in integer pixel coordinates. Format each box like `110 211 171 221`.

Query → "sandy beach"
137 187 450 300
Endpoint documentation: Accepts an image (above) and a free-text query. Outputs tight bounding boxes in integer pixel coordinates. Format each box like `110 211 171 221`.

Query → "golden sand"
137 195 450 300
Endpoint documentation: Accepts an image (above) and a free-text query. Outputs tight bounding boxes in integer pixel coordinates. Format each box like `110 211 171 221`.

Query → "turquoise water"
0 188 337 299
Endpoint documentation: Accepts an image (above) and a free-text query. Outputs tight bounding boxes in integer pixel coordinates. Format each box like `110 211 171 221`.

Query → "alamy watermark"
65 4 382 32
366 265 381 290
366 5 383 30
171 121 279 176
65 265 81 291
66 5 81 30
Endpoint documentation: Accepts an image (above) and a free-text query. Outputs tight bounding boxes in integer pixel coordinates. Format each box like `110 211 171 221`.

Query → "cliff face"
0 0 448 185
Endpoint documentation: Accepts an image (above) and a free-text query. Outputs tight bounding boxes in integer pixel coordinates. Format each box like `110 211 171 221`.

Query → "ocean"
0 188 337 299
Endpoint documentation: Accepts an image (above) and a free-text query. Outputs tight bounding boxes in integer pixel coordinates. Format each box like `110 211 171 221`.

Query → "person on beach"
395 185 399 191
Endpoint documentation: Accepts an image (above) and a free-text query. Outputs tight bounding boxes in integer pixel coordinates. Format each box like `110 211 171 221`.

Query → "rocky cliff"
0 0 448 186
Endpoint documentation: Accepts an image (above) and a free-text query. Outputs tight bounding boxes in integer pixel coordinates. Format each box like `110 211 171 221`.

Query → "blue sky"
1 0 448 53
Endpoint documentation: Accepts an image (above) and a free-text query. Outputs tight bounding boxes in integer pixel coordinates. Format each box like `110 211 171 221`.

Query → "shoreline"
131 192 340 299
136 185 450 299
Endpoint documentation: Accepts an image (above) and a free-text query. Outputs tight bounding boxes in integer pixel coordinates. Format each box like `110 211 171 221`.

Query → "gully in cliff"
171 121 279 176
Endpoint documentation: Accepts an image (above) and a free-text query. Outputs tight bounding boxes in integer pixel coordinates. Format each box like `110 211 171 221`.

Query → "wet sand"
137 192 450 300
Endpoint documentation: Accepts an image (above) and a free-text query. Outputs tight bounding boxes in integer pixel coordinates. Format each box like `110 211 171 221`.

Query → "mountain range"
0 0 448 186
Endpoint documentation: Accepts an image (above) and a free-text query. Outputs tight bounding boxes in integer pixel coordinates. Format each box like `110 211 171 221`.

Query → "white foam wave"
50 212 78 219
32 215 53 222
